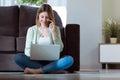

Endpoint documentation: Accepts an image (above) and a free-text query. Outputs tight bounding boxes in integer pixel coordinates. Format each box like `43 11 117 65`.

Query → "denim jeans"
14 53 74 73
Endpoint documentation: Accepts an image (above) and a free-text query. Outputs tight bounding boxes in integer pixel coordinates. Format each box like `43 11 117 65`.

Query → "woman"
14 4 74 74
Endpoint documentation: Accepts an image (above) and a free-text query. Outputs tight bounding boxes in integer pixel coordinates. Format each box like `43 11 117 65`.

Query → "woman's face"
39 12 50 26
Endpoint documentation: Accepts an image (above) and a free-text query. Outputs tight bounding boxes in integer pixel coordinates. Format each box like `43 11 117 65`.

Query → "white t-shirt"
37 37 51 45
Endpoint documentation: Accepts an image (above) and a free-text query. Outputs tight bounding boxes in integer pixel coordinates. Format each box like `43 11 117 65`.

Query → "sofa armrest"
65 24 80 72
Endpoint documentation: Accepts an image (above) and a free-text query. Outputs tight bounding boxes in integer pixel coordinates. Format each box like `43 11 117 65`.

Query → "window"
0 0 15 6
52 6 66 27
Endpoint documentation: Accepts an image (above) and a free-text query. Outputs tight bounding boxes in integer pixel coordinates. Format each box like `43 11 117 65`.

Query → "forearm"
51 27 64 51
51 30 58 41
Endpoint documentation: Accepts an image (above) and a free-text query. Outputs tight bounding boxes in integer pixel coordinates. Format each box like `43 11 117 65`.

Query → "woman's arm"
24 27 33 57
52 27 64 52
48 20 64 52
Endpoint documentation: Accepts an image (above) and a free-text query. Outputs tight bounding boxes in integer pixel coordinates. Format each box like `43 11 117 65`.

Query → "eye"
41 16 44 18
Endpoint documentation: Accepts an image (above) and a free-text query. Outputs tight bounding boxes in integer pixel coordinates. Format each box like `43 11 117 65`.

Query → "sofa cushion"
0 5 19 36
53 10 63 28
0 36 15 51
16 37 26 52
19 5 38 37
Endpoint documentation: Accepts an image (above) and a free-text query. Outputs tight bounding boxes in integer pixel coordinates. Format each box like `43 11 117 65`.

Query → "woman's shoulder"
28 25 37 30
27 25 38 33
27 25 37 32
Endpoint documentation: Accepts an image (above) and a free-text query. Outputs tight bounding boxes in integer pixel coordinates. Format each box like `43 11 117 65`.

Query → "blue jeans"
13 53 74 73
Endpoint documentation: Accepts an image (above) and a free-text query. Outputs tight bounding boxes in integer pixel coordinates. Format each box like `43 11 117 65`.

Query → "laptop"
30 44 60 60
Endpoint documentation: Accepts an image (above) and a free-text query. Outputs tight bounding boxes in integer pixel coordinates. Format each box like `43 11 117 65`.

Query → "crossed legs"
14 53 74 74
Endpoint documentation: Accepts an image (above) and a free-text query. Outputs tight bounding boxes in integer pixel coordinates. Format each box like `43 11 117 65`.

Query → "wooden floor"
0 69 120 80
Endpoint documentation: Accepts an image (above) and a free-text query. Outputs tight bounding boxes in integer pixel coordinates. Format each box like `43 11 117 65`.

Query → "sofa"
0 5 80 72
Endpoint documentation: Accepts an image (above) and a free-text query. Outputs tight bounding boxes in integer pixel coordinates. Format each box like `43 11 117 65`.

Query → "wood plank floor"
0 70 120 80
0 72 79 80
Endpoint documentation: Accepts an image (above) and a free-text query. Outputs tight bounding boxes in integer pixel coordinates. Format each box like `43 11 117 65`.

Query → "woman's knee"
57 55 74 69
63 55 74 65
14 53 25 64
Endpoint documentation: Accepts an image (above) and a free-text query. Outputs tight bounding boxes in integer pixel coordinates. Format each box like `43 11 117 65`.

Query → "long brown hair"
36 4 55 27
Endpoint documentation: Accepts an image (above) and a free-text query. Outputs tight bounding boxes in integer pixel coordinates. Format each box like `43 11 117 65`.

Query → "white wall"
102 0 120 23
102 0 112 23
47 0 66 6
67 0 102 70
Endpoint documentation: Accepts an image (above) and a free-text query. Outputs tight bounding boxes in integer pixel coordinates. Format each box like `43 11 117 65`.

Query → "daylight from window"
52 6 66 27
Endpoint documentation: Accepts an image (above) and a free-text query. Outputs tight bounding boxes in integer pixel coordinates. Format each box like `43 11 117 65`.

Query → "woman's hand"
47 19 58 40
47 19 56 33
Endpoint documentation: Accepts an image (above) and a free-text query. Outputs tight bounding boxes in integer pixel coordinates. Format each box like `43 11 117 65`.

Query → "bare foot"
24 67 43 74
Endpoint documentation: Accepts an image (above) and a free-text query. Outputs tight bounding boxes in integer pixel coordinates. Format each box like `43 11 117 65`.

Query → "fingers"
49 21 55 27
47 19 56 30
47 19 53 23
49 23 52 28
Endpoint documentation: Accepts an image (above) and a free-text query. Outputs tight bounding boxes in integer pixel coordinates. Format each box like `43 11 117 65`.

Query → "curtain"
0 0 15 6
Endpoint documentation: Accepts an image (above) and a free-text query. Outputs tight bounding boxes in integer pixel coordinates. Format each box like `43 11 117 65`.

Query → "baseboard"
80 69 99 72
